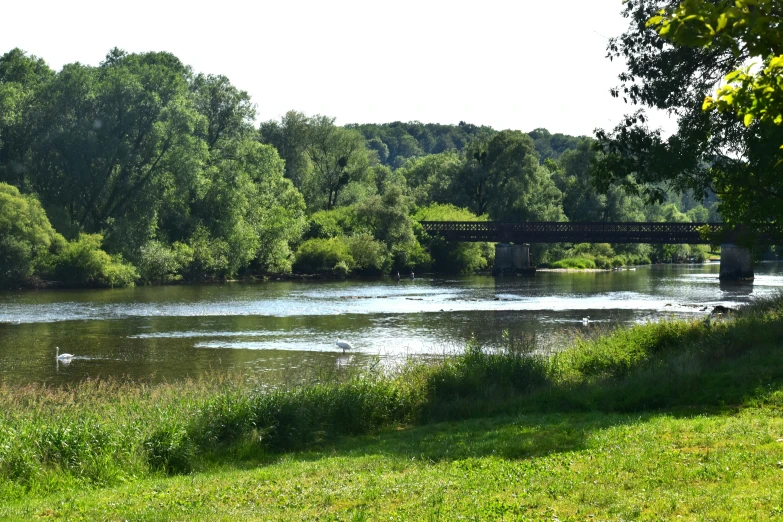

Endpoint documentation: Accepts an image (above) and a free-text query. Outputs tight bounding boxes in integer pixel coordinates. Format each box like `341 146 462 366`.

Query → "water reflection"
0 263 781 385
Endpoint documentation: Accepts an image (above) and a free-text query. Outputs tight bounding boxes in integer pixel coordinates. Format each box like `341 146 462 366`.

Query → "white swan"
582 316 590 325
335 339 353 353
56 346 74 360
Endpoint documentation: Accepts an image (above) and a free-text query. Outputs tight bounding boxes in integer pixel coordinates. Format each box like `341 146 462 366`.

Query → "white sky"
0 0 673 137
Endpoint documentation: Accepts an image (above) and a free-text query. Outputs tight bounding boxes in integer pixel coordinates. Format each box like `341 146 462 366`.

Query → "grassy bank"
2 296 783 519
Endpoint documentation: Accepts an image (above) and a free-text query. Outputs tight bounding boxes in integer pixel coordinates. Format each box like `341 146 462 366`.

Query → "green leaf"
646 15 663 27
717 13 728 31
743 113 754 126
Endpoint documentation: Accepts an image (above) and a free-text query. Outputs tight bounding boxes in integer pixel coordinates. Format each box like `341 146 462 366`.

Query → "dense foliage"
649 0 783 137
0 183 136 287
0 45 734 286
593 0 783 229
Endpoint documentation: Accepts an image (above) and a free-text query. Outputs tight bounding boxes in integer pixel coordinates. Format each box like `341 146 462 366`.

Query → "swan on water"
56 347 74 360
582 316 590 325
336 339 353 353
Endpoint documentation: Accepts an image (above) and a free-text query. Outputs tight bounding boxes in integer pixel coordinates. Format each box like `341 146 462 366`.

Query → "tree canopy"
648 0 783 133
592 0 783 228
0 44 730 285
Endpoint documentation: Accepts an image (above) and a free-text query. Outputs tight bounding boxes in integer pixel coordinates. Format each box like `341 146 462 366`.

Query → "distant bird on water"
336 339 353 353
55 346 74 360
582 316 590 325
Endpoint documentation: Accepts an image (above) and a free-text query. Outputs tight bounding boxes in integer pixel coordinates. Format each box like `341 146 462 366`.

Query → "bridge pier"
493 243 533 276
719 243 754 281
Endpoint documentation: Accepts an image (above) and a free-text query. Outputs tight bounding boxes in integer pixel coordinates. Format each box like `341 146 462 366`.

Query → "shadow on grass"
335 411 635 463
191 299 783 473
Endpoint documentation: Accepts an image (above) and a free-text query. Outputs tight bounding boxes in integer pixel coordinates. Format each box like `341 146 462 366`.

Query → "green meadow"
2 296 783 520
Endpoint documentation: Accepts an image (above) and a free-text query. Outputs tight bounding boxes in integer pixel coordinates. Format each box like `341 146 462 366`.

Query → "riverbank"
2 295 783 518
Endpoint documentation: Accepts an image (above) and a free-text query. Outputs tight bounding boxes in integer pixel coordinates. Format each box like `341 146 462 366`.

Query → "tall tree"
259 110 312 190
305 116 372 211
26 49 203 239
191 73 255 152
453 130 565 222
0 49 54 188
648 0 783 139
593 0 783 227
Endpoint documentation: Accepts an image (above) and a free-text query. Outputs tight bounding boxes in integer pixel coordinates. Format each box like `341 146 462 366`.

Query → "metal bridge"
419 221 779 244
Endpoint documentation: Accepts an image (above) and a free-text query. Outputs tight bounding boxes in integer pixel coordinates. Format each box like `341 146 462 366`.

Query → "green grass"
548 257 597 269
2 295 783 519
547 255 652 270
5 410 783 520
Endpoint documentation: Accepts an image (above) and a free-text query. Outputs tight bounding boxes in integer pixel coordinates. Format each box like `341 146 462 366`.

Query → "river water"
1 263 782 385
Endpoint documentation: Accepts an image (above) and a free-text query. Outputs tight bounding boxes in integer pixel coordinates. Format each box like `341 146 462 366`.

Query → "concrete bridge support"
493 243 532 275
719 243 754 281
512 244 531 269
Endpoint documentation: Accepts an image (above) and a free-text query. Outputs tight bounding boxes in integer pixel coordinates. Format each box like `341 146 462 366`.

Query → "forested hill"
346 122 584 168
0 47 722 289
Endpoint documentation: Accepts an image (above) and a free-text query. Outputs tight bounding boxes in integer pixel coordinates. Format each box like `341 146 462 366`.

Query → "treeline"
0 48 719 287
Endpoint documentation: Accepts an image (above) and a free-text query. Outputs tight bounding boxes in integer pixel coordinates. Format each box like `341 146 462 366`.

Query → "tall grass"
2 295 783 500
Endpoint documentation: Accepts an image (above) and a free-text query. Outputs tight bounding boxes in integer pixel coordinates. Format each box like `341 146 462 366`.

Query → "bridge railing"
419 221 779 244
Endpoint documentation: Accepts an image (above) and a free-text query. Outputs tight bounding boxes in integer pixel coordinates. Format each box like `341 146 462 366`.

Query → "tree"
305 116 372 210
398 151 462 206
414 204 490 274
0 49 54 188
453 130 565 222
191 73 256 152
553 138 647 222
0 183 136 287
593 0 783 228
648 0 783 135
26 49 203 242
259 110 312 191
0 182 64 284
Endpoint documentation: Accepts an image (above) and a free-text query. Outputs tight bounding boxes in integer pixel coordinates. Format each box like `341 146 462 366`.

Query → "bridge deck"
419 221 778 244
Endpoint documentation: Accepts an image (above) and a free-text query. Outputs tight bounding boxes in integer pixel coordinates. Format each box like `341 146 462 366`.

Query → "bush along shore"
2 296 783 519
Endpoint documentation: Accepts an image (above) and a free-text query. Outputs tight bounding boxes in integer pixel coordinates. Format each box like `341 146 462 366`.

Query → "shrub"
52 234 138 287
183 228 231 281
611 255 626 268
391 237 432 272
414 204 491 274
0 183 66 285
344 233 391 275
138 241 186 284
333 261 350 277
293 237 354 273
303 207 365 240
550 257 597 269
591 243 615 258
691 245 709 263
594 255 611 269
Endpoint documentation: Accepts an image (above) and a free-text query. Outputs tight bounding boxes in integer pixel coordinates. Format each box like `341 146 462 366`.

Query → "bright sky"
0 0 673 137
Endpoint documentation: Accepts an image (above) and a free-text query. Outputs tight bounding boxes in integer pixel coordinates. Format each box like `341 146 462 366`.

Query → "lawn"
3 296 783 520
5 409 783 520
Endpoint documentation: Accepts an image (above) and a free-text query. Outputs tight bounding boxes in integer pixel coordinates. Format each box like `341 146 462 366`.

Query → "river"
1 262 781 385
